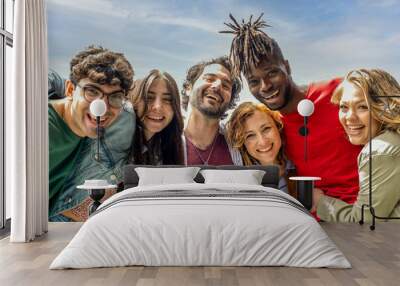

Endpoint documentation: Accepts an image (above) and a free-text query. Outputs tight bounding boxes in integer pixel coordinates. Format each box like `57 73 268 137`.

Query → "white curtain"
8 0 49 242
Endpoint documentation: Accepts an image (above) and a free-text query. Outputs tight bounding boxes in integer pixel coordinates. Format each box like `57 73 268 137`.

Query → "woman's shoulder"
371 131 400 154
360 131 400 162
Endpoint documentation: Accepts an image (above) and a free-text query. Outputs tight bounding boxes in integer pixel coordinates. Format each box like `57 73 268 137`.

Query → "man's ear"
284 60 291 75
65 80 75 99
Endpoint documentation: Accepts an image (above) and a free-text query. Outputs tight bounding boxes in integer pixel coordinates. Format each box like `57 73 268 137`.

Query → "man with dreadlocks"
221 14 362 206
49 46 135 221
182 56 243 165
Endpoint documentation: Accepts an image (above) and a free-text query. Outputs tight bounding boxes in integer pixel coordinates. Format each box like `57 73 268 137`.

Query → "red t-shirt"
186 133 234 166
281 78 362 204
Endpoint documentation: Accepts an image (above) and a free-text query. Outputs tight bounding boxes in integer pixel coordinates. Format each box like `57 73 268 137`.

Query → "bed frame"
123 164 280 189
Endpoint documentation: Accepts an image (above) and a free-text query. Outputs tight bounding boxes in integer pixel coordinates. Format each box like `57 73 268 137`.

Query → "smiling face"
136 78 174 140
246 59 292 111
338 81 380 145
190 64 233 118
243 110 282 165
66 78 122 138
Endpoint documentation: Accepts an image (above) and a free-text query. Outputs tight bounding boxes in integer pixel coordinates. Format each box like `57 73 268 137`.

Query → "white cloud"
386 33 400 45
47 0 400 87
286 29 400 84
308 34 381 59
47 0 130 18
127 12 217 33
47 0 218 33
146 47 197 63
47 0 302 35
358 0 400 8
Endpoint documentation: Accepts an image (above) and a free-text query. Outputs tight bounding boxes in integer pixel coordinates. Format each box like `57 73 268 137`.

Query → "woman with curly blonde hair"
227 102 295 195
312 68 400 223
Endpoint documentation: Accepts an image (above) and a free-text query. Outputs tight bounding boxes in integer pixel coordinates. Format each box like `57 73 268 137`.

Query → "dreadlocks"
220 13 284 78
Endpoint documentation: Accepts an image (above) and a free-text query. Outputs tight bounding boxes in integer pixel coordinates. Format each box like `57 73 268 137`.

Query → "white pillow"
135 167 200 186
200 169 266 185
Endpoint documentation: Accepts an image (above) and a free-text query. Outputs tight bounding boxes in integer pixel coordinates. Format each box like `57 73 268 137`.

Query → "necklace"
187 133 219 165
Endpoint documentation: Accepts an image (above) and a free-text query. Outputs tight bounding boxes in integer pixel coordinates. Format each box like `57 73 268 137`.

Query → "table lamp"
289 100 320 210
297 99 314 161
89 99 107 161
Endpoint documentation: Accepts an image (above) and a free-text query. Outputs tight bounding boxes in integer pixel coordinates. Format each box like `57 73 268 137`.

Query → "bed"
50 165 350 269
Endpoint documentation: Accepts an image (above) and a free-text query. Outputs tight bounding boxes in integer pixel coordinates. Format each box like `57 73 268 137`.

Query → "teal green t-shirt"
48 102 135 221
48 104 84 201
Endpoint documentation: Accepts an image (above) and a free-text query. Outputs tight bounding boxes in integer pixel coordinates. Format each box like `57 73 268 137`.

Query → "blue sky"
47 0 400 101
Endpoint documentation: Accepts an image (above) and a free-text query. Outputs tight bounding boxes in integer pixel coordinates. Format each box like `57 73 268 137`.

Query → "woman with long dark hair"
129 69 184 165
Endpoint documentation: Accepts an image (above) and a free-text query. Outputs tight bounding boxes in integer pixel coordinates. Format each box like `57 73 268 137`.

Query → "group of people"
49 14 400 223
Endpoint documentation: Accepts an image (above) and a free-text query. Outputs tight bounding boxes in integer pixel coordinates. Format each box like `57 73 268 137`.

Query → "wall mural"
47 0 400 222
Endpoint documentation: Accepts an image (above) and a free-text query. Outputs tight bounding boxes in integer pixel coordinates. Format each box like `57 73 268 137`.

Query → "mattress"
50 183 351 269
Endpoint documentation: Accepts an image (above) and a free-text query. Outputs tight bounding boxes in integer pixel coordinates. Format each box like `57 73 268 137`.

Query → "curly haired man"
49 46 135 221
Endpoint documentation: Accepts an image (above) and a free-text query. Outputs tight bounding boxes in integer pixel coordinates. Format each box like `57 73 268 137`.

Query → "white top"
289 176 321 181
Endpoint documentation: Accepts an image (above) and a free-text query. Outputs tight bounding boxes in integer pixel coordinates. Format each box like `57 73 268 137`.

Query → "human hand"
100 188 117 203
311 188 324 213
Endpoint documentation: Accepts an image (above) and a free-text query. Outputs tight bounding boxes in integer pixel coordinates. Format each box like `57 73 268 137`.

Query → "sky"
47 0 400 102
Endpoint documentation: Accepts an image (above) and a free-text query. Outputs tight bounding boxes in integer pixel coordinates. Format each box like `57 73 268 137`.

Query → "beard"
190 91 230 118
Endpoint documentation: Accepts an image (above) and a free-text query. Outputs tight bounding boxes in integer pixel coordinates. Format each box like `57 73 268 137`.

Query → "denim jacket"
49 106 135 221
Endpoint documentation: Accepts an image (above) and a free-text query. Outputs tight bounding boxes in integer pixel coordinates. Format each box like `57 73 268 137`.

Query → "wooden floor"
0 222 399 286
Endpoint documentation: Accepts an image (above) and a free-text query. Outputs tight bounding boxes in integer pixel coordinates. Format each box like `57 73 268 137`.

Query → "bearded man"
182 56 242 165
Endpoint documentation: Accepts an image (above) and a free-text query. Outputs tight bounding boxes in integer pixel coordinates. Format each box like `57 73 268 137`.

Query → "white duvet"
50 183 351 269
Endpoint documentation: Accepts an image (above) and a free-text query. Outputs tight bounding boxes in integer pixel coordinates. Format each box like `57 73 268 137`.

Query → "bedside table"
289 176 321 210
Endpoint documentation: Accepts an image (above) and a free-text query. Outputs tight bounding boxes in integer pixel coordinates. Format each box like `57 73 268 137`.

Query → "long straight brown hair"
129 69 184 165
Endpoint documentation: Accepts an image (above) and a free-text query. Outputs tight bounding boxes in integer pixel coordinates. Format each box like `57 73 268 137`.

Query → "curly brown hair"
181 56 242 113
69 45 134 93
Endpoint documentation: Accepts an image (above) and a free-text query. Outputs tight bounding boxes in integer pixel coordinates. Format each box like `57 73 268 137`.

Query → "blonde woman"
227 102 295 195
312 69 400 222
